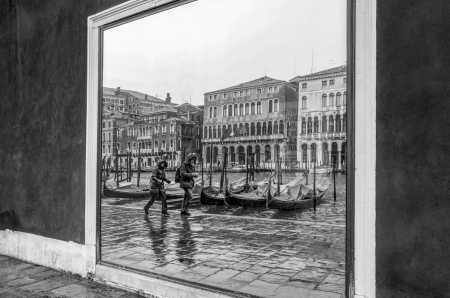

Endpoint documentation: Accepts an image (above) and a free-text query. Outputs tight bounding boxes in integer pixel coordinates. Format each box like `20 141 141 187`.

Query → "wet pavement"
0 255 144 297
101 174 346 298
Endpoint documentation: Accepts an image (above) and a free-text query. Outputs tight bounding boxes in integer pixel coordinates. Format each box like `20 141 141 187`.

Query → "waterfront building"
202 76 298 168
116 105 202 169
103 87 175 115
290 65 347 170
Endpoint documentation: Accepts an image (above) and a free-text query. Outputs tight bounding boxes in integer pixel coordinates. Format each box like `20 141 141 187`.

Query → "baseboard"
0 229 95 277
95 264 234 298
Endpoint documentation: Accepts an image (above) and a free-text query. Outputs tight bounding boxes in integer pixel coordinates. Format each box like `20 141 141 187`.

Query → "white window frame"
85 1 376 297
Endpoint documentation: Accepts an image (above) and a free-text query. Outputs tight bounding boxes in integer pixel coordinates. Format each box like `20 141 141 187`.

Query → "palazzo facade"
202 76 298 168
290 65 347 170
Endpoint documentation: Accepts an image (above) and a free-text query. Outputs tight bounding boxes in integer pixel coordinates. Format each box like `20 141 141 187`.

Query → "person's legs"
181 188 192 215
144 190 157 214
160 189 168 215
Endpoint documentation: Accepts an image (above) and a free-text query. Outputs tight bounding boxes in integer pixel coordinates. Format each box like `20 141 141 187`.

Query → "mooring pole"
333 159 337 202
277 146 280 195
313 160 317 212
115 148 119 189
137 143 141 187
209 142 213 187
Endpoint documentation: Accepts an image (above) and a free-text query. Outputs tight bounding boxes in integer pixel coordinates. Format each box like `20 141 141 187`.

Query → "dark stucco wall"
376 1 450 297
0 0 126 243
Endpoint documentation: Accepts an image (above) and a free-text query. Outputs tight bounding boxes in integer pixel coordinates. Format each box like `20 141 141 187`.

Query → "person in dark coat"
179 153 198 216
144 159 171 216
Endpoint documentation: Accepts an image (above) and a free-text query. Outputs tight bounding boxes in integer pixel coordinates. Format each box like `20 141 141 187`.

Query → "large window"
97 1 350 297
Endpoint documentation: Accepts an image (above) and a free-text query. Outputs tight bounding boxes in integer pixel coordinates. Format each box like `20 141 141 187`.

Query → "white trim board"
0 230 95 277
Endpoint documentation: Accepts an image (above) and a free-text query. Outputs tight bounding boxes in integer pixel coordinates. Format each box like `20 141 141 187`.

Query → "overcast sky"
103 0 346 105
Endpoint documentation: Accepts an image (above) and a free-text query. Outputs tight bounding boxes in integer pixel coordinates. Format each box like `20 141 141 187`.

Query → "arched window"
223 105 227 116
233 124 238 136
228 104 233 116
268 121 272 134
257 102 261 114
213 147 218 163
301 118 306 134
329 115 334 132
257 122 261 135
213 126 217 138
230 146 235 163
213 107 217 117
343 113 347 132
239 123 244 136
279 120 284 134
245 103 249 115
251 102 255 114
262 122 267 135
336 93 341 107
204 126 208 138
336 114 341 132
343 92 347 106
265 145 271 162
239 104 244 116
301 144 308 163
234 104 238 116
322 94 327 107
209 107 213 118
238 146 245 164
218 125 222 138
206 147 211 163
255 145 261 166
274 99 279 112
245 123 250 136
209 126 212 139
322 142 329 165
311 143 317 163
329 93 335 106
313 116 319 133
302 96 307 109
273 121 278 134
269 100 273 113
222 125 227 137
307 117 312 134
322 115 327 133
250 123 256 136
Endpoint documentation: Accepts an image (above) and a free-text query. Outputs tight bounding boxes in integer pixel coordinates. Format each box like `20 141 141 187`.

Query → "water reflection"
145 214 169 264
176 215 197 266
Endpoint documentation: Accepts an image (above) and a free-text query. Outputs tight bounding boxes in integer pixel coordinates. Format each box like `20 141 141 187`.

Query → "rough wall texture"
0 0 126 243
376 1 450 297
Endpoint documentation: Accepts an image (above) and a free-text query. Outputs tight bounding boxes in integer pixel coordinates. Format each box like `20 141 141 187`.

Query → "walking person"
179 153 198 216
144 159 171 216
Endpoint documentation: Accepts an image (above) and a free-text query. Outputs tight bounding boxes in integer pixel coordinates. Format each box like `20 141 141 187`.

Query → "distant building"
101 111 130 157
102 87 175 115
114 105 203 168
202 76 298 168
290 65 347 170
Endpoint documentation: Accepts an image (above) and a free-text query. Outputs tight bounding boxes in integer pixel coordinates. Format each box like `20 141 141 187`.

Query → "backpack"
174 166 181 183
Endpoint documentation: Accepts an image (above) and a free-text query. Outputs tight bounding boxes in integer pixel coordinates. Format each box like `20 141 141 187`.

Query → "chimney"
166 92 171 103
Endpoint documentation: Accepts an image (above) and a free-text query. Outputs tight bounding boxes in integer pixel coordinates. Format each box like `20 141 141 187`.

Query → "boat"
226 177 272 207
269 178 329 211
200 186 226 205
229 164 247 173
103 185 151 198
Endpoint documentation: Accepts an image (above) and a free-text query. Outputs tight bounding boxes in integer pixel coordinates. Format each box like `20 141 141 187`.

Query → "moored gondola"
269 188 327 211
103 185 150 198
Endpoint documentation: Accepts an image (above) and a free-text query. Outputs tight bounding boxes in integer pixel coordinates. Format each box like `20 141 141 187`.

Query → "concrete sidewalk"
0 255 144 298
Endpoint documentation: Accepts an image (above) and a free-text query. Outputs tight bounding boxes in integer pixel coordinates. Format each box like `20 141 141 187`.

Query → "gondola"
102 185 150 198
200 186 225 205
269 188 327 210
268 178 329 211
